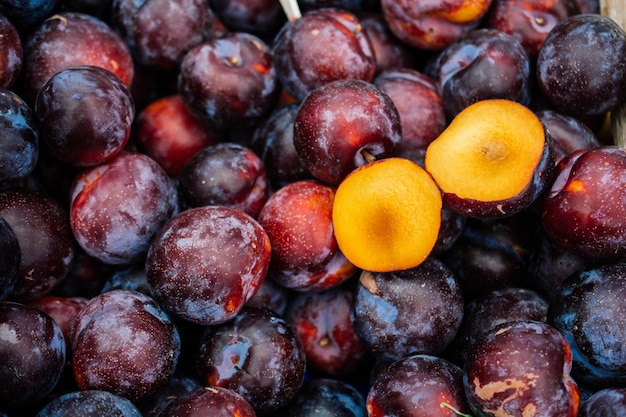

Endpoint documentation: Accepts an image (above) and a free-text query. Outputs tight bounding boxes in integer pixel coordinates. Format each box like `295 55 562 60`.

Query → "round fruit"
332 157 442 272
424 99 553 218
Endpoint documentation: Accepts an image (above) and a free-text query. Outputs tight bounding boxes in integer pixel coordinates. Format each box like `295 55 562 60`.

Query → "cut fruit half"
332 157 442 273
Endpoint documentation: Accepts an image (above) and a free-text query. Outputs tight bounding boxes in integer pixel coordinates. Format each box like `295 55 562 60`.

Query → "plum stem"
361 149 377 163
600 0 626 148
440 402 473 417
279 0 302 21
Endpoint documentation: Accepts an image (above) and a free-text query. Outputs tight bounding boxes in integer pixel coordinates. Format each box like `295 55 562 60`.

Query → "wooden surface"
600 0 626 147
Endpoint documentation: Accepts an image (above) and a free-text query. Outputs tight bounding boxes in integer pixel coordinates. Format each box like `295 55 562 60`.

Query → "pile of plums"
1 0 626 416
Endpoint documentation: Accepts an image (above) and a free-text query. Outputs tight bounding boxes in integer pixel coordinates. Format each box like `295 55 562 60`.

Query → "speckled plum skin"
20 12 134 106
464 320 579 417
36 390 143 417
541 146 626 261
0 217 19 301
434 28 532 120
293 79 401 186
536 14 626 117
272 8 376 101
257 180 357 292
0 188 75 301
35 65 134 167
0 302 66 409
367 355 470 417
178 32 279 130
67 290 181 404
196 307 307 414
548 263 626 388
161 387 257 417
112 0 216 71
351 257 464 361
69 151 179 265
145 205 271 325
0 13 22 89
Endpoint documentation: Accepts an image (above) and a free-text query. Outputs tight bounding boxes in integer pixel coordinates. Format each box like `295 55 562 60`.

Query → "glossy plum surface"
0 89 38 184
272 8 376 101
285 285 367 376
20 12 134 106
0 13 22 89
352 258 464 361
68 289 181 403
177 142 268 218
145 205 271 325
484 0 581 58
135 94 221 178
69 151 179 265
35 65 134 167
293 79 401 185
196 307 306 414
257 180 356 292
541 146 626 261
549 263 626 388
464 320 579 417
0 301 66 410
536 14 626 117
0 188 75 301
434 28 532 120
178 32 279 130
367 354 470 417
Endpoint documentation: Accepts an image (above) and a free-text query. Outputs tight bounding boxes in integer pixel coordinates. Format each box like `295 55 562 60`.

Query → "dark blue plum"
0 0 60 31
277 378 367 417
0 89 38 185
36 390 143 417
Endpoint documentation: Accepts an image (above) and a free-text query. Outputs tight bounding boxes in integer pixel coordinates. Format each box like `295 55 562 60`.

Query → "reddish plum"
0 12 22 89
19 12 134 106
257 180 357 292
196 307 307 414
373 68 447 154
484 0 581 59
367 355 470 417
541 146 626 262
135 94 221 178
69 151 179 265
293 79 401 185
160 387 256 417
178 32 279 130
285 285 368 376
145 205 271 325
68 289 181 403
272 8 376 101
